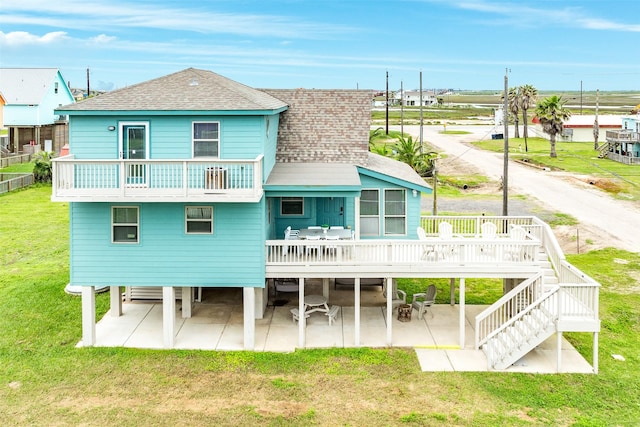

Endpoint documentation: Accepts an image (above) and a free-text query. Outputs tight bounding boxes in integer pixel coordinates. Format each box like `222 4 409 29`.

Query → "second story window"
193 122 219 157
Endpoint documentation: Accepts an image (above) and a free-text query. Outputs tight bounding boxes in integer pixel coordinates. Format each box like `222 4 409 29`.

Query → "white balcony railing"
51 155 263 202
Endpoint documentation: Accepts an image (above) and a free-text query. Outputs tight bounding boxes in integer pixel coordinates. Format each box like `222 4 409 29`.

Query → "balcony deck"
266 217 551 280
51 155 263 202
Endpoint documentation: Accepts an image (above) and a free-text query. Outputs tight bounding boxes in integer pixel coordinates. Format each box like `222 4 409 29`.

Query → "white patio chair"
504 225 527 261
308 226 322 229
382 279 407 310
324 234 340 255
479 222 498 258
412 284 437 319
329 225 344 230
305 235 322 258
481 222 497 239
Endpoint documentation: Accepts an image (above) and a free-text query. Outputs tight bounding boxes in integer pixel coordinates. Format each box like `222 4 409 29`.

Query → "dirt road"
397 124 640 253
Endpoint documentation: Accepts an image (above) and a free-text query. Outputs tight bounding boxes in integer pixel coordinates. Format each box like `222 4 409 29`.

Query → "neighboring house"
0 92 6 152
52 68 600 373
604 115 640 165
531 114 623 143
394 90 437 106
0 68 74 154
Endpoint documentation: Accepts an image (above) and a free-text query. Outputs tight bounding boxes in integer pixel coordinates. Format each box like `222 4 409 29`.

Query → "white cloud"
0 30 69 46
0 0 355 40
90 34 118 44
578 18 640 33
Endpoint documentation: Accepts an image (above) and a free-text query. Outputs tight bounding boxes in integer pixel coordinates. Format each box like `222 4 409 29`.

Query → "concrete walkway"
87 286 595 374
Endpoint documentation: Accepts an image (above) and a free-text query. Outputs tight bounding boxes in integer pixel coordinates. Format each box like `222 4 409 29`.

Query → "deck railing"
265 237 541 266
419 215 535 236
475 273 546 348
51 155 263 201
606 130 639 142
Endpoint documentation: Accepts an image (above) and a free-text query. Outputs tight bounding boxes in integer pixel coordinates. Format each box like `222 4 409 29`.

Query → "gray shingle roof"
361 152 432 191
261 89 371 165
0 68 60 104
58 68 288 112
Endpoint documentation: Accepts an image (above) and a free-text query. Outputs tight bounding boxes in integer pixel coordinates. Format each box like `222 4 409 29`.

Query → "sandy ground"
402 124 640 254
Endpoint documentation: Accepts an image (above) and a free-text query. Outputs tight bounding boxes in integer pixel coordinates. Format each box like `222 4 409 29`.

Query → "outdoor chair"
481 222 497 239
290 308 310 324
305 235 322 258
325 305 340 325
382 279 407 310
412 284 437 319
324 234 340 255
282 226 300 256
479 222 498 258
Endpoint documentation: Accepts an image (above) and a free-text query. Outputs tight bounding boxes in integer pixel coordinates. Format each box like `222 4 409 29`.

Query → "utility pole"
385 70 389 135
419 70 423 153
580 80 583 115
594 89 600 150
86 68 90 99
432 160 438 215
400 81 404 137
502 68 509 217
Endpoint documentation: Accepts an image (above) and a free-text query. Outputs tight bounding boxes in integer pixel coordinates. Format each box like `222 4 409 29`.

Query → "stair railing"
475 272 547 349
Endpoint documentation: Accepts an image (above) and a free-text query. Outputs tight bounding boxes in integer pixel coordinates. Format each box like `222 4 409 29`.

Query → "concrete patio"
86 284 595 374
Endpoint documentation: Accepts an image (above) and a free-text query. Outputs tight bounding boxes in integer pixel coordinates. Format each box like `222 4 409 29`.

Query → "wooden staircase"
475 245 600 371
597 142 610 158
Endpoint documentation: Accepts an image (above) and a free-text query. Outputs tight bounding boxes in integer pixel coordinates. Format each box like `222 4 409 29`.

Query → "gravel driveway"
396 124 640 253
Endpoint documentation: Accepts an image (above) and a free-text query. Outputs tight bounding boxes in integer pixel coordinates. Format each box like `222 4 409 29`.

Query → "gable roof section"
264 162 361 197
58 68 288 113
359 152 432 193
0 68 65 105
261 89 370 165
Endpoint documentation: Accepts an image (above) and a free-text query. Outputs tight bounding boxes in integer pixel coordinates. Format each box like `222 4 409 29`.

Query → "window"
384 189 406 235
281 197 304 215
360 189 379 236
186 206 213 234
112 207 139 243
193 122 219 157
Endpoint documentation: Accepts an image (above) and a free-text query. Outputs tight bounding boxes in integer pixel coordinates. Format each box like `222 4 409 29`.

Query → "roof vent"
189 78 199 86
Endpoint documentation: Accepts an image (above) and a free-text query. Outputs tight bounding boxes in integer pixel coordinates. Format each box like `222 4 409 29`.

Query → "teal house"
53 68 433 349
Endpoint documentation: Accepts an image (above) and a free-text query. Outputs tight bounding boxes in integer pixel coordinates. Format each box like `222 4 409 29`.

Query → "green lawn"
473 137 640 201
1 186 640 424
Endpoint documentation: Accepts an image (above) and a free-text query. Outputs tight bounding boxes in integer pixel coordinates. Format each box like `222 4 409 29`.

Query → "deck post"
243 287 255 350
386 277 393 346
109 286 122 317
450 278 455 306
81 286 96 347
459 278 465 349
298 278 305 348
593 332 599 374
162 286 175 348
181 287 192 318
354 278 361 347
322 278 329 299
557 331 563 372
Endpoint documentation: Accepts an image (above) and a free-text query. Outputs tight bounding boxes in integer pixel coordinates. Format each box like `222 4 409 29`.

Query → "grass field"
1 185 640 425
472 137 640 201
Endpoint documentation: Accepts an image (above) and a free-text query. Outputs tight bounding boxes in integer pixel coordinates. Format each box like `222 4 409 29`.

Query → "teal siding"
69 117 120 158
359 174 421 239
262 114 280 179
69 115 267 160
69 201 266 287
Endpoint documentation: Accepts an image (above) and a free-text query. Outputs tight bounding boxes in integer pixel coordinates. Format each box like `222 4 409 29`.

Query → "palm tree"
505 87 520 138
393 135 436 176
519 84 538 152
534 95 571 158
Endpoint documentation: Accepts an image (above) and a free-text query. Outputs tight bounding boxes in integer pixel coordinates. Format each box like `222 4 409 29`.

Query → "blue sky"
1 0 639 92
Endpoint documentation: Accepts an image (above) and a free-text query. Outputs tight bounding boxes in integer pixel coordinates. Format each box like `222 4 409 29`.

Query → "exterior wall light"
108 126 116 131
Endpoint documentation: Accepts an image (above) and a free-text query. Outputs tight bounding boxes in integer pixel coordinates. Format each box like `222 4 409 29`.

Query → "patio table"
298 228 352 240
304 294 329 315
